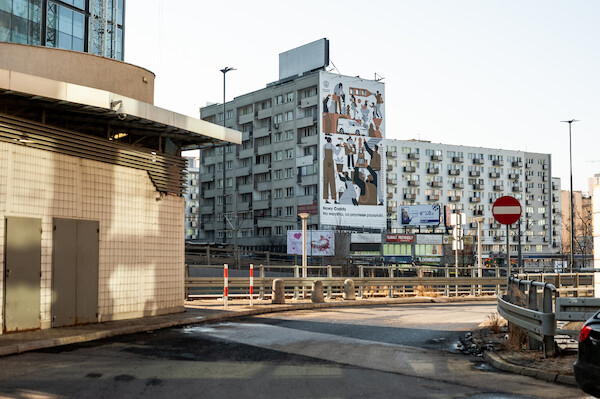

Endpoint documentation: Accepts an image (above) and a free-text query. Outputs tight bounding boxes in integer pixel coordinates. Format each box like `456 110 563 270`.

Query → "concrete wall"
0 43 155 104
0 140 184 331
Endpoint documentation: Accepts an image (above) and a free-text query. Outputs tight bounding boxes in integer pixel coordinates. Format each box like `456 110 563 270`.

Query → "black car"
574 310 600 397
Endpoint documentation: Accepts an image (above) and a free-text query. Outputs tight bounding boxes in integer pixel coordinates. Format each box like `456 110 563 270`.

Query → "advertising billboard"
400 204 441 226
287 230 335 256
318 71 386 228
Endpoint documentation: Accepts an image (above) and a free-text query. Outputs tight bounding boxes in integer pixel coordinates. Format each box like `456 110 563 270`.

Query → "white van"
337 118 366 135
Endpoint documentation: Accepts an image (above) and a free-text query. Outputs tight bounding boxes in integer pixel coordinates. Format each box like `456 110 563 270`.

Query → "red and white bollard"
223 263 228 309
249 263 254 306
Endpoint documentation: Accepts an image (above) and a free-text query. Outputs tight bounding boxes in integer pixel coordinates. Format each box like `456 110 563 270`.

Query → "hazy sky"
124 0 600 193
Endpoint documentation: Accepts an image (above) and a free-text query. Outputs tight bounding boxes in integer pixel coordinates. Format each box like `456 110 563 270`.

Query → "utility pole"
561 119 579 272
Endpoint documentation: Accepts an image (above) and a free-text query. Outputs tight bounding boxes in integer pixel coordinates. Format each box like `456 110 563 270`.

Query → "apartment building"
385 139 562 262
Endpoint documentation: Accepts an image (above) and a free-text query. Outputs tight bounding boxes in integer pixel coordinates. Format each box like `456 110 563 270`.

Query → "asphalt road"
0 302 590 399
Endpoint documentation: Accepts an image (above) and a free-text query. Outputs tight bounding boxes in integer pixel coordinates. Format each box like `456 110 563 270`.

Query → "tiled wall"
0 141 184 329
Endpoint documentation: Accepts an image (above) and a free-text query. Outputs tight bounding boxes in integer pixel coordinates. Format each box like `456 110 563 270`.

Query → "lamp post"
220 67 235 244
299 213 309 286
561 119 579 272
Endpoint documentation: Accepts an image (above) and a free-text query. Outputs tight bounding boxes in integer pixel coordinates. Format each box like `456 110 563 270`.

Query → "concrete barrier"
344 279 355 300
272 279 285 304
311 280 324 303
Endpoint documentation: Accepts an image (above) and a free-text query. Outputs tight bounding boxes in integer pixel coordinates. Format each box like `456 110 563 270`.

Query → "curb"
0 295 495 358
474 330 577 387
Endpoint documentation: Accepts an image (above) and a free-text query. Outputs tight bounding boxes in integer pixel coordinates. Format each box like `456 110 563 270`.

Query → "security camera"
117 112 127 121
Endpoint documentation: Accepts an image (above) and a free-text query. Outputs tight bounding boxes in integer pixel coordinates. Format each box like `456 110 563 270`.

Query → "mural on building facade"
319 72 386 228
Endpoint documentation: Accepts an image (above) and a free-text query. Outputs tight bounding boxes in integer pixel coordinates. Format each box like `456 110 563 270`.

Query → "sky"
124 0 600 193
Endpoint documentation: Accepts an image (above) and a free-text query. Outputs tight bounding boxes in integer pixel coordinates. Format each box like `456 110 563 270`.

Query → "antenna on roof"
374 73 385 82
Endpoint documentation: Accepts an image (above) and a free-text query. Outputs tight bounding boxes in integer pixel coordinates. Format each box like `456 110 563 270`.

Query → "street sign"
492 196 522 225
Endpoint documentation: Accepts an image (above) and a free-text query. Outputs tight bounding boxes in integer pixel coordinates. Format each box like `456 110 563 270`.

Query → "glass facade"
0 0 124 60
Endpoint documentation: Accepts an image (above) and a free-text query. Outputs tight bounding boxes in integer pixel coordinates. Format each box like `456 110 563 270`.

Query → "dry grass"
484 312 507 334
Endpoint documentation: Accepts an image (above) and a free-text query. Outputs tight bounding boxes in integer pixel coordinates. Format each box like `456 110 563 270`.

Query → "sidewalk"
0 295 577 388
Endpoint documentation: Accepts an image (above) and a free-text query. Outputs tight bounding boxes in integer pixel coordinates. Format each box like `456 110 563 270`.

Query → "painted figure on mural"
364 141 383 205
374 90 383 118
338 171 358 206
323 136 342 203
334 83 345 114
353 167 378 205
322 94 330 113
361 100 370 126
350 94 357 119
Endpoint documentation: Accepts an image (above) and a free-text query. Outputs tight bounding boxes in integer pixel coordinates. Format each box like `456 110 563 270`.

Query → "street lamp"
221 67 235 244
561 119 579 272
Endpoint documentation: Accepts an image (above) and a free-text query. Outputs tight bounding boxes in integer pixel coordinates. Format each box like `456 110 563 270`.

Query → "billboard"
287 230 335 256
400 204 440 226
319 71 386 228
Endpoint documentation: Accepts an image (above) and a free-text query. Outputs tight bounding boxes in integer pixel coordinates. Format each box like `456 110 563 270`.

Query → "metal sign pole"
506 224 510 286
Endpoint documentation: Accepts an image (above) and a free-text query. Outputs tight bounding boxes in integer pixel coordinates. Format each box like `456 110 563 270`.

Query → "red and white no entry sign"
492 196 522 225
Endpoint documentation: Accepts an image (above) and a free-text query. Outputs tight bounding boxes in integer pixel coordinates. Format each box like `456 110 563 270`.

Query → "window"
285 149 294 159
274 132 283 142
285 130 294 140
275 226 284 235
274 151 283 161
275 95 283 105
275 207 283 217
226 110 233 119
274 114 283 124
226 177 233 188
226 160 233 170
286 206 294 216
285 168 294 178
286 187 294 197
285 92 295 103
274 188 283 199
304 185 317 195
274 169 283 180
284 111 294 122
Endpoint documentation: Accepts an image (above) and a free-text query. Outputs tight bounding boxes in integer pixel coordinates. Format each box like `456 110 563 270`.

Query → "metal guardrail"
556 297 600 322
497 276 556 357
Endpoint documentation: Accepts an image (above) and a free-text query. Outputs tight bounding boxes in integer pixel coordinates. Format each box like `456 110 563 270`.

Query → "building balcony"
469 170 480 177
552 196 558 202
200 205 215 214
403 166 416 173
238 112 253 125
386 164 393 171
473 158 483 165
238 148 254 159
493 160 504 166
470 197 481 203
255 181 272 192
299 94 319 108
297 115 317 128
474 209 484 215
493 236 503 242
386 151 397 158
489 172 500 178
490 223 501 229
200 173 215 183
427 195 440 201
408 153 420 160
508 173 519 180
238 183 253 194
427 168 439 174
387 178 398 185
543 164 548 170
387 206 395 213
512 186 522 192
254 199 270 210
453 156 464 163
448 169 460 176
526 162 533 169
431 155 442 161
429 181 442 187
512 161 523 167
472 183 483 190
448 196 461 202
493 185 503 191
253 163 270 174
387 192 393 199
453 183 464 189
408 180 420 186
404 193 416 200
299 174 318 186
257 108 272 120
254 127 270 138
237 202 251 212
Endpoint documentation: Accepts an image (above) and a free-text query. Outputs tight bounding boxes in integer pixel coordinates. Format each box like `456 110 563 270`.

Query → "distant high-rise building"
0 0 124 60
